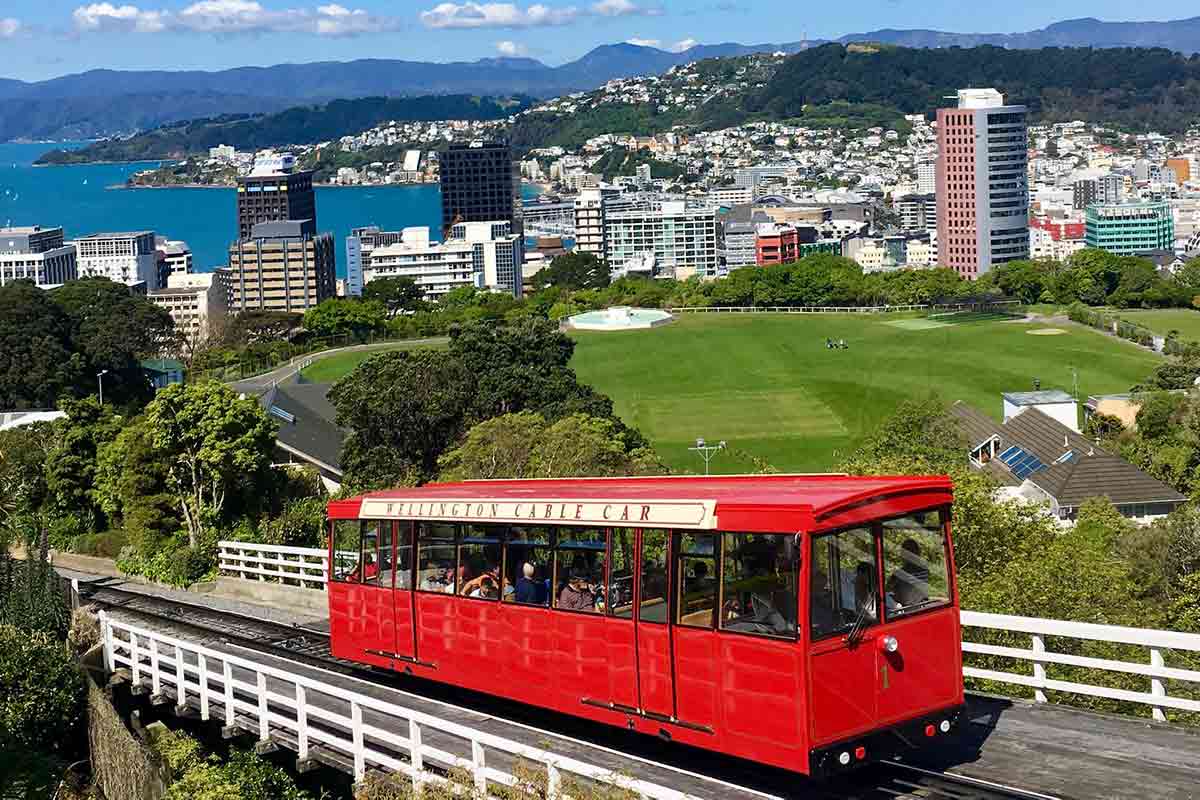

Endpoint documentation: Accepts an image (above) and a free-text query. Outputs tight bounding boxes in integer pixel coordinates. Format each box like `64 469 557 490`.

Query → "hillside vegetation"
36 95 531 164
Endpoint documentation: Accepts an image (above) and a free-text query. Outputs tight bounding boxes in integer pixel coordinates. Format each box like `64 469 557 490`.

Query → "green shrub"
158 737 312 800
260 497 327 549
117 539 216 588
70 529 128 559
0 623 85 753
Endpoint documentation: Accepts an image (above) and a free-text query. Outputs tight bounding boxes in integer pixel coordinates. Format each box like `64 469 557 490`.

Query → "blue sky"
0 1 1197 81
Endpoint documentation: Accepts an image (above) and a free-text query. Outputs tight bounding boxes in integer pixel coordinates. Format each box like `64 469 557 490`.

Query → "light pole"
97 369 108 405
689 437 726 475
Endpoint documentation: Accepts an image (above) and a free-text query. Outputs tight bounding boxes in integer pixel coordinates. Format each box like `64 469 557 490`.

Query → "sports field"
1115 309 1200 340
569 312 1162 473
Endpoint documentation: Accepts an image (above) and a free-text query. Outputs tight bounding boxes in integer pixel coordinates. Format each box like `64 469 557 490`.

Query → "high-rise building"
573 187 622 259
364 221 523 300
604 201 721 278
236 168 316 240
0 226 77 288
438 140 518 235
1084 202 1175 255
896 193 937 231
228 221 335 312
73 231 159 288
1072 180 1099 211
916 160 937 195
344 226 405 297
155 237 193 288
1099 174 1125 204
148 272 228 343
935 88 1029 278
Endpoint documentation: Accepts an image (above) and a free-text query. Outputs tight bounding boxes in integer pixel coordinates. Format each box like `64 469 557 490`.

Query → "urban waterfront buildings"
755 222 799 265
236 165 316 240
228 221 336 312
73 231 159 288
439 141 518 234
364 221 523 300
603 201 721 278
0 226 77 288
344 226 405 297
148 272 228 342
896 193 937 232
1084 202 1175 255
936 88 1030 278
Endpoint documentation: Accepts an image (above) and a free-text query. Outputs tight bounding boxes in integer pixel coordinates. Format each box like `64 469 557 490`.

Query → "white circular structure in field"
566 306 674 331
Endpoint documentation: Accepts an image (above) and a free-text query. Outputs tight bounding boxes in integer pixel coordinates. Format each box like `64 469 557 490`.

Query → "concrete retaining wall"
87 677 167 800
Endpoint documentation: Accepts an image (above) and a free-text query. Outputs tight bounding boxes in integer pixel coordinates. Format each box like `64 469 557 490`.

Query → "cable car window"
395 523 413 589
459 525 504 600
608 529 635 619
676 533 718 629
361 521 392 586
504 526 551 607
720 534 798 638
882 510 951 618
331 520 361 583
554 529 605 614
810 527 879 640
639 530 669 624
417 523 458 594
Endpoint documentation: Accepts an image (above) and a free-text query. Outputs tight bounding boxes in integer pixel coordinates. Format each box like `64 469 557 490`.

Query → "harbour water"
0 142 538 276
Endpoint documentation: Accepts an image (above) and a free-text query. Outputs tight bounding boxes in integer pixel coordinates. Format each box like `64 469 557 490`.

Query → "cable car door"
807 526 879 745
635 529 675 718
355 520 400 668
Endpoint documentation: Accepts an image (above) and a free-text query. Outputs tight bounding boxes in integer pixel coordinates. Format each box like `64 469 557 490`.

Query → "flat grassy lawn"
300 341 444 383
570 313 1161 473
1116 308 1200 339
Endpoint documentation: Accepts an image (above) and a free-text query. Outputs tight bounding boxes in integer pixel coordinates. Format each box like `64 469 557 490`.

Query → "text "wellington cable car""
326 474 965 776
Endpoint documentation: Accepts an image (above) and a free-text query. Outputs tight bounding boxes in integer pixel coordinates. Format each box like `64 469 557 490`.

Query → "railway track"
76 579 1059 800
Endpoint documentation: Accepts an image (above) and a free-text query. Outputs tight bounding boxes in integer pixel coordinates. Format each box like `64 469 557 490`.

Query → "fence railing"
217 541 329 590
666 301 1021 314
960 610 1200 722
99 612 697 798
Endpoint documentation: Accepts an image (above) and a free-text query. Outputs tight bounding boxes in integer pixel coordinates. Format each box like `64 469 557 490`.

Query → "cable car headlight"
939 720 951 733
880 635 899 653
838 751 851 766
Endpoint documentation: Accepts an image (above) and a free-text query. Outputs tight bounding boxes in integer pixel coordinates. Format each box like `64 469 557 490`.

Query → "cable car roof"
334 474 953 533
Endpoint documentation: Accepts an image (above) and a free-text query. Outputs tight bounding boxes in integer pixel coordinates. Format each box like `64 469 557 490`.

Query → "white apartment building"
604 201 721 278
917 160 937 195
157 238 192 278
573 187 622 259
707 186 754 207
73 231 159 288
365 221 523 300
0 226 77 288
148 272 228 342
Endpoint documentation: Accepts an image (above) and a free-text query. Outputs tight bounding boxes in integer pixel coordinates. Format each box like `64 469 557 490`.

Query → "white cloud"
495 39 529 56
591 0 654 17
420 3 579 29
0 18 21 38
71 1 399 36
670 37 697 52
625 37 659 48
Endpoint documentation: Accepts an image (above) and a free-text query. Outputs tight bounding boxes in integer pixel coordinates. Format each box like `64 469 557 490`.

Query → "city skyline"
0 1 1199 82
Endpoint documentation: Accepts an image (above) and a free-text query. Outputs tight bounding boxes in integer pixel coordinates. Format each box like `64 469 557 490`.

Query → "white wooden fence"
665 301 1021 315
214 542 1200 724
99 612 701 799
217 542 329 590
961 610 1200 722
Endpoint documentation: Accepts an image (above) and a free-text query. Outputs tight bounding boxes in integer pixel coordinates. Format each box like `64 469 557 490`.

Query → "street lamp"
689 437 726 475
97 369 109 405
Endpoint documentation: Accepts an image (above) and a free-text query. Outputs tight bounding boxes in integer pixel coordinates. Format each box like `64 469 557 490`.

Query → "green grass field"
299 340 445 383
1115 309 1200 340
569 313 1161 473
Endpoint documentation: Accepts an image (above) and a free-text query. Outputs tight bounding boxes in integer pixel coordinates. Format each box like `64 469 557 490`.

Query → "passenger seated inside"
558 568 598 612
420 561 454 592
514 562 547 605
461 568 501 599
888 538 931 608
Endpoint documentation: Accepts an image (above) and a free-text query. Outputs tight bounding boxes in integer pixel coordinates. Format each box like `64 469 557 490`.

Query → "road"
229 337 448 396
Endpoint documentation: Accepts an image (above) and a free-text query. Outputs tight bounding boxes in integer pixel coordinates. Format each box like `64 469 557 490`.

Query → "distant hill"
37 95 532 164
748 43 1200 133
838 17 1200 53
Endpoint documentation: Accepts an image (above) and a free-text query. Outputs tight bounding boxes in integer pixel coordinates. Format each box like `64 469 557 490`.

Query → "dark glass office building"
236 171 317 240
439 141 518 234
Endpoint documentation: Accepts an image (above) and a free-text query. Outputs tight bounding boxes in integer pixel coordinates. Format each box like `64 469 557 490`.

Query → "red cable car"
326 474 965 776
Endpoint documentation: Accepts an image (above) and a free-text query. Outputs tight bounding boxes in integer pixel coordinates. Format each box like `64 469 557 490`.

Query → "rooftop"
75 231 153 240
1003 390 1075 406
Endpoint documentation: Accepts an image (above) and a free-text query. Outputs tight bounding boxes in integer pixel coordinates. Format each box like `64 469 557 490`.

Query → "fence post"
547 761 562 799
351 701 365 781
471 739 487 794
257 671 270 742
149 635 161 698
223 660 236 732
129 632 140 687
1150 648 1167 723
100 611 113 674
1031 634 1048 704
296 684 309 762
408 718 424 791
174 644 186 711
198 654 210 721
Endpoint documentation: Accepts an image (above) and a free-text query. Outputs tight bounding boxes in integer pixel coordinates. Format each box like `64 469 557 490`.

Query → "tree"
363 276 425 316
141 382 277 547
0 423 59 547
533 252 611 291
302 298 387 340
0 281 82 408
330 349 475 488
44 397 123 533
439 412 667 481
222 310 303 345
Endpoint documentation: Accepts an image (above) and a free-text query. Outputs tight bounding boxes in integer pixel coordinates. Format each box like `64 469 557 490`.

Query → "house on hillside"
951 395 1186 524
261 382 345 493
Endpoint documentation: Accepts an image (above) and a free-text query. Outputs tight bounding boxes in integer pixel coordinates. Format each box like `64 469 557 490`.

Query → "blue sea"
0 141 539 276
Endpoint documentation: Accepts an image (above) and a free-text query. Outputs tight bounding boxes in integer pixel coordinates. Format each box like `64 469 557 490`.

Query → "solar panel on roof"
998 445 1046 480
